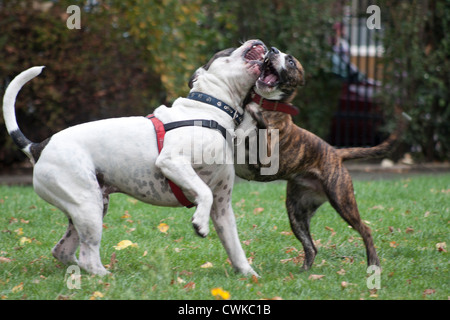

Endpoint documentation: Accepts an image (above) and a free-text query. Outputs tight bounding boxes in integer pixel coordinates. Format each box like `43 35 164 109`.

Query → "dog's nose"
270 47 280 54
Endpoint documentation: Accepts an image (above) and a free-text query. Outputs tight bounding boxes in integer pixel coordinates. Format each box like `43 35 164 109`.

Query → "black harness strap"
164 119 229 140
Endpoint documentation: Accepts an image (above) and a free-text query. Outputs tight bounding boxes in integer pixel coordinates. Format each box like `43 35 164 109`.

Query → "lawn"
0 174 448 300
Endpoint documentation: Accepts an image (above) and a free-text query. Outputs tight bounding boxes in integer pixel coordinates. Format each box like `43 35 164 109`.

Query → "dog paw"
191 218 209 238
241 267 260 278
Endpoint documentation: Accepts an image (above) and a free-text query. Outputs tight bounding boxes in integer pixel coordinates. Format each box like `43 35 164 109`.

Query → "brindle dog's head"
245 47 305 128
255 47 305 102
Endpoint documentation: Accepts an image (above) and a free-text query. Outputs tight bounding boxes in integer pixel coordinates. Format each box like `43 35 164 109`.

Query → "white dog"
2 40 267 276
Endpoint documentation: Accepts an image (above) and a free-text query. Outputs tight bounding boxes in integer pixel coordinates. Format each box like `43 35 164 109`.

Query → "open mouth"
243 42 267 64
258 55 279 87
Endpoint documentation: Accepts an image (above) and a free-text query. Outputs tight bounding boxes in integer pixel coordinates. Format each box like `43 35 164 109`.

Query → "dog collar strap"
251 92 299 116
187 92 244 125
146 114 195 208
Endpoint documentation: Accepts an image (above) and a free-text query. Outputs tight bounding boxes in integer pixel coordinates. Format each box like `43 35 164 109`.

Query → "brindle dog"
236 47 408 271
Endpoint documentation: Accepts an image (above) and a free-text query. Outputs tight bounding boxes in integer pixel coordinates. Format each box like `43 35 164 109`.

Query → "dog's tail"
3 66 45 162
336 112 411 162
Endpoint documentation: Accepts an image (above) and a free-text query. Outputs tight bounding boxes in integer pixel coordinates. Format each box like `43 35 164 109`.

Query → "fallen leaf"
336 269 346 275
369 289 378 298
253 207 264 214
341 281 350 288
423 288 436 297
157 223 169 233
405 227 414 234
89 291 104 300
177 277 186 284
113 240 138 250
183 282 195 291
121 211 131 219
19 237 32 245
15 228 24 236
280 231 293 236
200 261 213 268
389 241 399 248
325 226 336 236
211 287 230 300
0 257 13 263
12 282 23 293
436 242 447 252
262 296 283 300
308 274 325 281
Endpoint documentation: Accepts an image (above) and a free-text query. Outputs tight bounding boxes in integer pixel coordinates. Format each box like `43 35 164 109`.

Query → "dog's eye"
288 58 295 67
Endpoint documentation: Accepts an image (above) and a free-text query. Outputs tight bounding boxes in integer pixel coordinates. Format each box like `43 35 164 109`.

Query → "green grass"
1 174 449 300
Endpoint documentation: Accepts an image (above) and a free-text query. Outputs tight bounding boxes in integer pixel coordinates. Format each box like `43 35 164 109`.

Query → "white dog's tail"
2 66 45 162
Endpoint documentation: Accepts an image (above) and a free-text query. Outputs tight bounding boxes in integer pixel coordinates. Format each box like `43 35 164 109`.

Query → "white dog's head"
188 40 268 109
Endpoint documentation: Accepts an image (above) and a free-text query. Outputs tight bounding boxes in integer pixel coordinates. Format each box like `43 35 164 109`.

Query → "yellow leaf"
121 211 131 219
158 223 169 233
211 287 230 300
89 291 104 300
19 237 32 245
15 228 24 235
113 240 138 250
200 262 213 268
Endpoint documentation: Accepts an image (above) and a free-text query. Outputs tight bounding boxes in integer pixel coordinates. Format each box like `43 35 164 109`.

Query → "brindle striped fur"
238 51 407 271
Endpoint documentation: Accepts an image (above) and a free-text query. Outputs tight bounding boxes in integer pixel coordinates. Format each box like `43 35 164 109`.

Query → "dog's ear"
188 67 204 89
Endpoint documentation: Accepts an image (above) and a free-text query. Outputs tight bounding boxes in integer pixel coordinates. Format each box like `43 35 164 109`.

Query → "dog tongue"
263 73 278 85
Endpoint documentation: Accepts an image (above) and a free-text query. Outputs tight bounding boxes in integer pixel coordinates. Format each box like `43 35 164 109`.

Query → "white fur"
3 41 266 277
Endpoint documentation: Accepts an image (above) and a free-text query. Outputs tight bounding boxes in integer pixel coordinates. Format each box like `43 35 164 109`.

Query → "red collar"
250 92 299 116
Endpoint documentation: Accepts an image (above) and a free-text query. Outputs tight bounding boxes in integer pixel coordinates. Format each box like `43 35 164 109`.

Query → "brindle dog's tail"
2 66 46 163
336 112 411 162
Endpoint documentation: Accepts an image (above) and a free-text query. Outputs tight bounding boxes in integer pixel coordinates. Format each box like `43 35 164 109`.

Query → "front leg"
211 180 258 277
155 152 212 237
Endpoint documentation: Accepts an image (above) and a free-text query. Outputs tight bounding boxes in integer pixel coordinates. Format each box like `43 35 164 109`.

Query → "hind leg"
51 189 110 266
286 176 327 271
324 166 380 267
73 202 108 275
51 218 80 265
34 163 109 275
